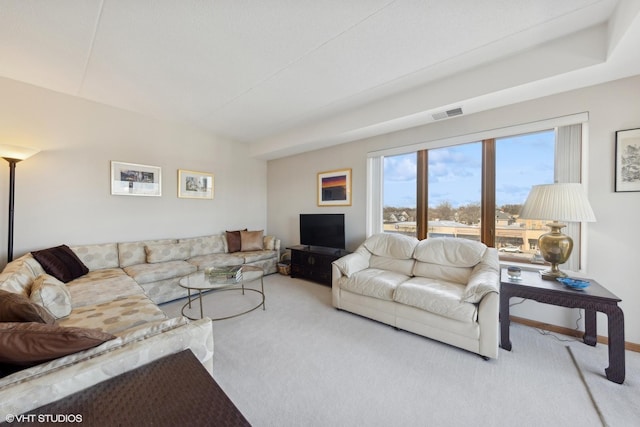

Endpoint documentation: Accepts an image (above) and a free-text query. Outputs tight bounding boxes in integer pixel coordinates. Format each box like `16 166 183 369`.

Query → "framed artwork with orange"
317 168 351 206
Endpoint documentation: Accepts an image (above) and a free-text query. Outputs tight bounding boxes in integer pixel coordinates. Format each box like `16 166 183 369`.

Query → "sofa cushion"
413 262 473 285
339 268 409 301
369 255 415 276
124 261 196 285
179 235 225 257
0 322 115 366
145 242 191 263
413 238 486 268
66 269 143 308
71 243 120 271
394 277 477 323
240 230 264 251
29 274 72 319
363 233 418 259
241 250 276 263
57 294 167 335
118 239 177 268
31 245 89 283
0 290 55 324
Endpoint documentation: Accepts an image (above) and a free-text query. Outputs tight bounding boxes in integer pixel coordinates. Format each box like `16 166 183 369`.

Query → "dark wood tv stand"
288 245 350 286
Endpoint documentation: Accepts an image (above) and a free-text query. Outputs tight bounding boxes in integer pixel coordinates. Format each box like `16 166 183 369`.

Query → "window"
371 114 587 268
383 152 417 237
427 142 482 241
495 131 555 262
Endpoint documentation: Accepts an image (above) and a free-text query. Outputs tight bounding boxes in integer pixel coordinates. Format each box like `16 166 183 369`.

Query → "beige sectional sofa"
332 233 500 359
79 232 280 304
0 232 279 417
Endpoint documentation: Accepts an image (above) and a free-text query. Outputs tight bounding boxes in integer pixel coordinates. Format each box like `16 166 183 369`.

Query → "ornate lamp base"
538 221 573 281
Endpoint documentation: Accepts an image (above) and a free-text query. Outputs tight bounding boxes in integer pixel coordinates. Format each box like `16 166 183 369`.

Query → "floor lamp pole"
4 158 19 262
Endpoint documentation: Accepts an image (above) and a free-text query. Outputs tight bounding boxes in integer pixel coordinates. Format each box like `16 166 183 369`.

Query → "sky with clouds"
384 130 555 208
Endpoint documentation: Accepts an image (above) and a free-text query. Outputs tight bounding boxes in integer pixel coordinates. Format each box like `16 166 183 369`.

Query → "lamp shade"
519 183 596 223
0 144 40 161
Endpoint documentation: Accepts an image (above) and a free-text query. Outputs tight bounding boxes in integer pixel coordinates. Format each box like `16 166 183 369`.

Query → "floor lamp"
0 144 40 262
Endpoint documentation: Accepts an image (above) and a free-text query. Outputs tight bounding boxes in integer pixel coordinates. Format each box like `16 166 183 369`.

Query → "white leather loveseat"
332 233 500 359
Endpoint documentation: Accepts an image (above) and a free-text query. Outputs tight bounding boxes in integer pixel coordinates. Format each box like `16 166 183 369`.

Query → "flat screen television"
300 214 345 249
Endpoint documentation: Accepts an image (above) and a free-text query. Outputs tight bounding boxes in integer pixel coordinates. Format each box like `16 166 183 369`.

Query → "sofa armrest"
332 248 371 309
0 317 213 417
332 248 371 280
461 248 500 303
477 291 499 358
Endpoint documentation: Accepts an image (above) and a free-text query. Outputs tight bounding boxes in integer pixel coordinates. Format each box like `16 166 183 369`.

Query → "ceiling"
1 0 639 159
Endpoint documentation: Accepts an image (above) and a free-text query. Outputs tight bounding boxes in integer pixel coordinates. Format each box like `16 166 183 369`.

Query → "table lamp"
519 183 596 280
0 144 40 262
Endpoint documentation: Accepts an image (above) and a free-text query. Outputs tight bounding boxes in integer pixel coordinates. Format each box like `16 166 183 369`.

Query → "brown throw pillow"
31 244 89 283
0 322 116 366
225 229 246 253
0 290 55 324
240 230 264 251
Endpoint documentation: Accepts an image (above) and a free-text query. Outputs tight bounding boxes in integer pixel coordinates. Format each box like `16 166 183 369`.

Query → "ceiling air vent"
432 107 463 121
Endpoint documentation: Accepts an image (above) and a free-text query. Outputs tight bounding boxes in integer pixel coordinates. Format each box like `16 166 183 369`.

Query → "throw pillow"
225 229 246 253
31 244 89 283
0 290 55 324
240 230 264 251
29 274 72 319
263 235 276 251
0 322 116 366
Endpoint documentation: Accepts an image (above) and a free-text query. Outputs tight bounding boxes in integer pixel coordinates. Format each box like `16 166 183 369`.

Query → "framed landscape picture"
318 168 351 206
111 161 162 196
178 169 214 199
615 128 640 192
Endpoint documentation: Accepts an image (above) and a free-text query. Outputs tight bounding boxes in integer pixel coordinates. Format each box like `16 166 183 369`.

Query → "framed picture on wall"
178 169 214 199
318 168 351 206
111 161 162 196
615 128 640 192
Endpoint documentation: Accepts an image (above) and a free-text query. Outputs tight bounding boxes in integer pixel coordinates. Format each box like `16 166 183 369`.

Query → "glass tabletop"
179 265 264 291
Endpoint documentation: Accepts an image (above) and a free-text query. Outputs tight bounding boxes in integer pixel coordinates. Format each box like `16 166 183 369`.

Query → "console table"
499 268 625 384
288 245 350 286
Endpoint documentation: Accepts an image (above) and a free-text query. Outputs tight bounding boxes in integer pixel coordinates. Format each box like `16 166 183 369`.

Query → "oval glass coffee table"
179 265 265 321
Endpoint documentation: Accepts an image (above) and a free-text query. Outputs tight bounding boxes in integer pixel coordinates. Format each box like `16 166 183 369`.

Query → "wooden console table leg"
499 291 512 351
583 309 597 346
605 306 625 384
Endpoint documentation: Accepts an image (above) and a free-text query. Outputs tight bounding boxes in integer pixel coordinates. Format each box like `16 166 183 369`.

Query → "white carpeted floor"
161 274 640 427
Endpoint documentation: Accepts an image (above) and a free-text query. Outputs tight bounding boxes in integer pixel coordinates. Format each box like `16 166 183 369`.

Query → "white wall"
0 77 267 263
267 74 640 344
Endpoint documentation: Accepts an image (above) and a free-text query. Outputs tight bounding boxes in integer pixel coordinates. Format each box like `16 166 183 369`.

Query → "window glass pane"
383 152 417 237
495 130 555 262
428 142 482 241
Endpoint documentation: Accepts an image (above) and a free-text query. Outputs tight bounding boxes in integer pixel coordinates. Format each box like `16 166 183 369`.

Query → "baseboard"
510 315 640 353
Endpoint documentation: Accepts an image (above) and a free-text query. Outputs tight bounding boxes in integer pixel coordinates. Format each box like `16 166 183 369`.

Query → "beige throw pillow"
263 235 276 251
240 230 264 251
30 274 72 319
